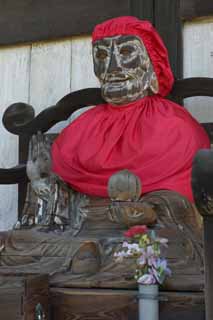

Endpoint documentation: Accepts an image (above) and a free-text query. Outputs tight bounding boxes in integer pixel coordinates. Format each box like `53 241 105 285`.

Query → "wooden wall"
0 36 99 230
183 18 213 122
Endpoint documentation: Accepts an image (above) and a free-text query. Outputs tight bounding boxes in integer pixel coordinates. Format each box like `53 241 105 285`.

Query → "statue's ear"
149 71 159 94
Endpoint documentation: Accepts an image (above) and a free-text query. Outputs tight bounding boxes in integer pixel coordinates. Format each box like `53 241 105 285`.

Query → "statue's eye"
119 46 134 56
96 49 108 60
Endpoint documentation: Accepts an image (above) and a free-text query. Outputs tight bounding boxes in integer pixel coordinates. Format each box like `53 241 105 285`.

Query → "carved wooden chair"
0 78 213 320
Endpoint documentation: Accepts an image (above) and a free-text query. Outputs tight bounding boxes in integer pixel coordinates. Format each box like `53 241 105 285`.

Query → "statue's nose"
107 51 122 74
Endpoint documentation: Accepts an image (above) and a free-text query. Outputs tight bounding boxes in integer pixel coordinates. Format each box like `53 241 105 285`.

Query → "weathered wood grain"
71 36 99 92
0 45 30 231
130 0 154 22
154 0 182 79
180 0 213 20
192 150 213 320
172 78 213 98
0 0 130 46
183 19 213 122
29 40 72 133
0 165 27 184
2 88 103 135
50 288 205 320
203 216 213 320
0 274 49 320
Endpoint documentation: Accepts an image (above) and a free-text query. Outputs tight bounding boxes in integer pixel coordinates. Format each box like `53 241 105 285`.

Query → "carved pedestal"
0 274 49 320
50 288 204 320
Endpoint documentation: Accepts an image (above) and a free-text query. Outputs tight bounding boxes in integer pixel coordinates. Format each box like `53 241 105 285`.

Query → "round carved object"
108 169 142 201
3 102 35 134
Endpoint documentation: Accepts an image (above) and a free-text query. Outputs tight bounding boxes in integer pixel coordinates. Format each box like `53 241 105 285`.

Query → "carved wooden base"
0 274 49 320
50 288 205 320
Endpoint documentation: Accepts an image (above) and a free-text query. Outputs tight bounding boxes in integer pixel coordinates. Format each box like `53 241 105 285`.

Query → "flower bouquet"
114 225 171 320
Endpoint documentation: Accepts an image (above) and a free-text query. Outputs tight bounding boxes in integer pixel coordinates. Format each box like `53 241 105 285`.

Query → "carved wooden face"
93 35 159 105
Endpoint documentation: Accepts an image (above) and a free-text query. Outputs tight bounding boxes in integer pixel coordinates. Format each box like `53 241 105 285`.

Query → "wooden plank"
180 0 213 20
71 36 99 92
130 0 154 23
0 45 30 230
154 0 182 79
0 274 49 320
50 288 204 320
0 0 130 46
29 40 72 133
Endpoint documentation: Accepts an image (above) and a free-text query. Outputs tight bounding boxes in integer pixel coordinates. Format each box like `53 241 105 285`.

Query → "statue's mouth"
105 75 132 85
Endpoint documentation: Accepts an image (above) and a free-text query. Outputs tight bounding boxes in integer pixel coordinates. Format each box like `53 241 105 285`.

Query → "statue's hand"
26 132 52 200
108 201 157 227
107 170 157 227
27 131 51 180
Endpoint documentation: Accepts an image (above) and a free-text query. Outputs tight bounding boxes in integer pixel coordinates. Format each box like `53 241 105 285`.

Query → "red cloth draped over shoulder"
51 95 210 202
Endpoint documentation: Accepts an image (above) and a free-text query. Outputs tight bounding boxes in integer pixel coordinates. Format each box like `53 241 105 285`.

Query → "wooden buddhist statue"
0 16 210 292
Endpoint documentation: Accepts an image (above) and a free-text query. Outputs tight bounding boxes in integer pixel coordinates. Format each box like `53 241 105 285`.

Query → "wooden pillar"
154 0 182 80
130 0 154 23
192 149 213 320
203 216 213 320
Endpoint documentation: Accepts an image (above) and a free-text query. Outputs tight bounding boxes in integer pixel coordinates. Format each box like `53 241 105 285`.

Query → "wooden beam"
180 0 213 20
0 0 130 46
171 78 213 98
130 0 154 23
2 88 103 135
154 0 182 79
0 165 27 184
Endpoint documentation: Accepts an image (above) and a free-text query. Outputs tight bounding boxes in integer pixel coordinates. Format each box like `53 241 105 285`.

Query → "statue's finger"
37 131 43 154
31 134 38 160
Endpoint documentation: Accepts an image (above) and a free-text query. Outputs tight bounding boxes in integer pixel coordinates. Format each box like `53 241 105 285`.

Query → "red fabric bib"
51 96 210 202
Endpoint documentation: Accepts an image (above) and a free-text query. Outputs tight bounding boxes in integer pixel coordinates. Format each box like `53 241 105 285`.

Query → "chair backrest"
170 78 213 143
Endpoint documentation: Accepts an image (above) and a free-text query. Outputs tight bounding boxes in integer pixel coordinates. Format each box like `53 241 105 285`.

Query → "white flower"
146 245 155 256
114 250 130 262
122 241 129 248
156 237 168 246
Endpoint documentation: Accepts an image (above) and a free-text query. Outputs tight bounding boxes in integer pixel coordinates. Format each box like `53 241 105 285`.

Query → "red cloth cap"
92 16 174 97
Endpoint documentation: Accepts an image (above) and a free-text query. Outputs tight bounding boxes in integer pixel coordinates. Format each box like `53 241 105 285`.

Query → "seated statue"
0 16 210 291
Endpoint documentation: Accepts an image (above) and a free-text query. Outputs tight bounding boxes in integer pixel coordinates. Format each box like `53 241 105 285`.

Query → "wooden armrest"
172 77 213 99
0 164 27 184
3 88 103 135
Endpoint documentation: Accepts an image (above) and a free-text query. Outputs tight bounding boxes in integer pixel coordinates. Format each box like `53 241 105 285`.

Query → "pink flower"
124 225 148 238
137 254 146 266
138 274 156 285
146 245 155 257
